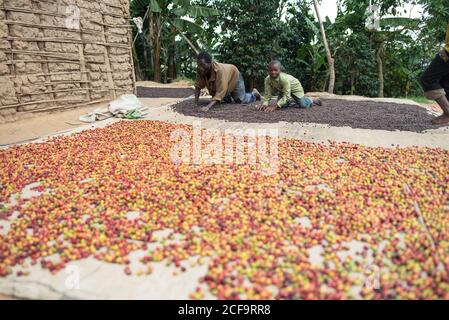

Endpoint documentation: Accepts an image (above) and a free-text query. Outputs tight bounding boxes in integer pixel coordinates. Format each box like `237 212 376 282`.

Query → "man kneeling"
194 52 260 112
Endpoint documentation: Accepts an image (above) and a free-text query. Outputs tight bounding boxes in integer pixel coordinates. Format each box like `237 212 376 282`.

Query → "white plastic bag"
79 94 148 123
108 94 145 115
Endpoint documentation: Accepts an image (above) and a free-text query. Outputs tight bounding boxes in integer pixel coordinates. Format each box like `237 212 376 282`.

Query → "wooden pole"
36 4 57 109
124 2 136 94
101 13 117 100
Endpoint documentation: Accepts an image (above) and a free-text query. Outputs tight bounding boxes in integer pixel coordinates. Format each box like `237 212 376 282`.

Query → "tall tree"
375 40 384 97
130 0 218 82
129 0 446 98
369 16 421 97
201 0 287 89
279 1 317 92
336 0 424 98
312 0 335 93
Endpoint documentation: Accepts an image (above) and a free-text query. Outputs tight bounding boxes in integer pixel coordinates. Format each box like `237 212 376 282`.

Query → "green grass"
400 96 434 104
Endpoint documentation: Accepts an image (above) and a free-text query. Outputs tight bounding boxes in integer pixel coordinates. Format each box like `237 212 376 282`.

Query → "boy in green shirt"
256 60 321 112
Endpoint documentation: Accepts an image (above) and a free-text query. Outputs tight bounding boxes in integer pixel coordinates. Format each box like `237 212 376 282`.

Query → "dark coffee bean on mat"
171 98 446 133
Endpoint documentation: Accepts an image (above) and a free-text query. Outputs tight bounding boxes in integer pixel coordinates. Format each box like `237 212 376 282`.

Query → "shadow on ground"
171 98 447 133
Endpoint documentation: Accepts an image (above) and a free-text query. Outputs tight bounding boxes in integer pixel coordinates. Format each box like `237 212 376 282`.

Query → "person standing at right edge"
420 23 449 125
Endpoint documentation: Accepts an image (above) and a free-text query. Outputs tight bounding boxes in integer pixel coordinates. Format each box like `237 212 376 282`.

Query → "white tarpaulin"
79 94 149 123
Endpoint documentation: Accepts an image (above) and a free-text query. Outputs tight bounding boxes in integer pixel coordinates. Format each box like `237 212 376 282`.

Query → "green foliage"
200 0 287 88
130 0 218 81
405 96 434 104
195 0 321 90
279 1 321 92
130 0 447 98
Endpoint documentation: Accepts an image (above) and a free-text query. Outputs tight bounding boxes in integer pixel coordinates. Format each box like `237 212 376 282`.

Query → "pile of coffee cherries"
0 120 448 299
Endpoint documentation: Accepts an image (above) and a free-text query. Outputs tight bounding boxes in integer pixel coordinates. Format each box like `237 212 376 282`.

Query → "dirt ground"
135 80 193 88
171 98 447 133
1 117 448 300
0 98 182 146
137 86 194 98
1 93 448 300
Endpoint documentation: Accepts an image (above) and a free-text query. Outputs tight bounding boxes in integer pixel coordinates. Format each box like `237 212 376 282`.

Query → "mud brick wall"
0 0 135 123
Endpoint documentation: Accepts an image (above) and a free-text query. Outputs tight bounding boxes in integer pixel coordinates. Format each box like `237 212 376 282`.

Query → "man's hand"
255 104 266 111
264 105 278 113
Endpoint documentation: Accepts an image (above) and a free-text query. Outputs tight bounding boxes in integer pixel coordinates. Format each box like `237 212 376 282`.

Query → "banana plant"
130 0 218 82
369 16 420 97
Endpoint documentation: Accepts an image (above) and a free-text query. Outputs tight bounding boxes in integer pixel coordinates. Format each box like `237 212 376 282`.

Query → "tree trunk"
350 70 355 95
405 79 410 98
376 41 384 98
168 20 200 55
312 0 335 94
143 40 149 80
132 45 144 81
153 39 161 82
147 12 154 78
152 14 162 83
167 40 176 81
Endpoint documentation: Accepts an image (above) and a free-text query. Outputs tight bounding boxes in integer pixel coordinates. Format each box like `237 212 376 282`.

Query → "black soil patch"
137 86 194 98
171 98 447 133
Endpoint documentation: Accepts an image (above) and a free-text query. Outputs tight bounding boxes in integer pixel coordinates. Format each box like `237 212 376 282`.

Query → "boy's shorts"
420 50 449 100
